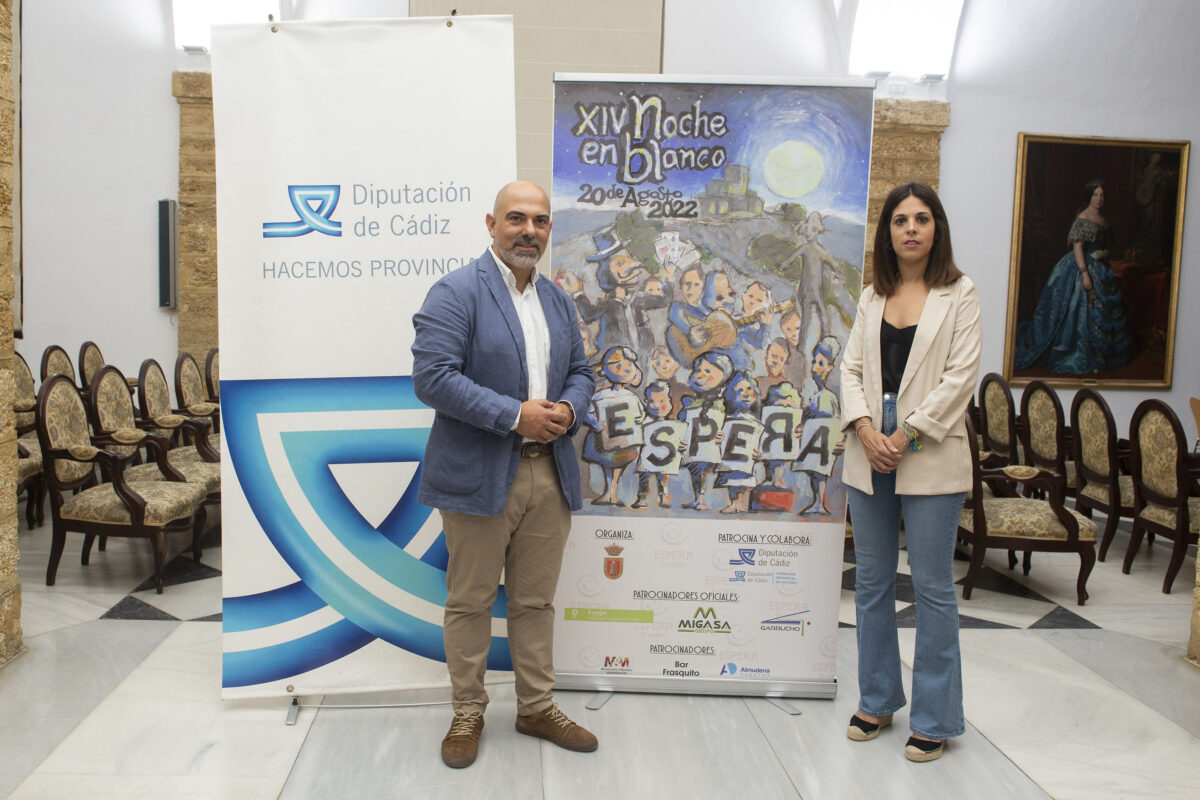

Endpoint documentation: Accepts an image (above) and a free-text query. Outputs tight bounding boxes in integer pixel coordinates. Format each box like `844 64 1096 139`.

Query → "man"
411 181 597 769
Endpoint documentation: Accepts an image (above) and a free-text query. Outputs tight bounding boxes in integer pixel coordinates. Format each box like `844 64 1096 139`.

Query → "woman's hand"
1081 272 1094 294
859 426 904 473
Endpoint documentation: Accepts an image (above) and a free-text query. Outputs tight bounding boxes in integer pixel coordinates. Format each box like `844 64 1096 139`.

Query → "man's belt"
520 442 554 459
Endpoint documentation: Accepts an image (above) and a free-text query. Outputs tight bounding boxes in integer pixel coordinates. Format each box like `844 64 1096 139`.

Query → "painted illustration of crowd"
555 226 847 517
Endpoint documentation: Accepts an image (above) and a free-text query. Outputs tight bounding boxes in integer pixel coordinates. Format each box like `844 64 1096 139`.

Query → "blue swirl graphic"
262 184 343 237
221 376 513 688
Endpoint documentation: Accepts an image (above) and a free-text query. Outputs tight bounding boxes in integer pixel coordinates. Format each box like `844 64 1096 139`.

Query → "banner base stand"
285 696 301 726
765 697 803 716
585 690 614 710
556 674 837 700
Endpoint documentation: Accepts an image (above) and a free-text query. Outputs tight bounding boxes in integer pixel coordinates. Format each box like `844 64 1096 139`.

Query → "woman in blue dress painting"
1014 179 1132 373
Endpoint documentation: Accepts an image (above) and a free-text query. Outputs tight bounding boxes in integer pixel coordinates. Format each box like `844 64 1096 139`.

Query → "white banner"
213 17 516 699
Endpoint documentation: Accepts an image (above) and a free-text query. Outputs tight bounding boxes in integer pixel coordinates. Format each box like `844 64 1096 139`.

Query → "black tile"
958 614 1017 629
102 595 178 621
956 564 1055 603
1030 605 1101 629
131 555 221 593
842 569 915 603
841 568 856 591
192 612 223 623
842 549 857 564
839 621 855 628
896 603 1016 629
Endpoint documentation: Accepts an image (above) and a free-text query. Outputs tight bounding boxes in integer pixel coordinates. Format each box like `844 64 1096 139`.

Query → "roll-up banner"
212 17 516 699
550 76 874 698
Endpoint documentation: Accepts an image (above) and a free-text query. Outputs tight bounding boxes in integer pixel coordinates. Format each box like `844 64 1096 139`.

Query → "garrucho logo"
678 606 731 633
263 185 342 238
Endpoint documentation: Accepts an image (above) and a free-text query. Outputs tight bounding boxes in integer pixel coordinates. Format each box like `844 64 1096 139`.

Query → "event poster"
550 77 874 695
212 18 516 699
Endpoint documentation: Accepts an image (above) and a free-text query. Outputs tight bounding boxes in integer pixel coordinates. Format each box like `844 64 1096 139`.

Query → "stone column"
0 0 22 667
864 99 951 285
172 72 218 360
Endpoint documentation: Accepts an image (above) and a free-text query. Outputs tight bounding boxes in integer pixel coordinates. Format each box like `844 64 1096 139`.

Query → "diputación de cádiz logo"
219 376 516 688
262 184 343 237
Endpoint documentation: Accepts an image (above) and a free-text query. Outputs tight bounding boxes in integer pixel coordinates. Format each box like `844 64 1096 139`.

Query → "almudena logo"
219 375 516 688
262 184 342 238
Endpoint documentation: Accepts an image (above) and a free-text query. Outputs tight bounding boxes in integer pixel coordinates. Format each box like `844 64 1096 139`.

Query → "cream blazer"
839 275 982 495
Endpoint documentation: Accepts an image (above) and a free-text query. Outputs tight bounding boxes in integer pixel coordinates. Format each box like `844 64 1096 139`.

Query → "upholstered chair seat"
59 479 205 526
959 417 1096 605
959 497 1096 541
125 459 220 494
1136 499 1200 535
1078 475 1135 509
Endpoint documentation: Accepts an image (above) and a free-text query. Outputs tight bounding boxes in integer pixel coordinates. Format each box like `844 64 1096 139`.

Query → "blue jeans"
847 393 966 739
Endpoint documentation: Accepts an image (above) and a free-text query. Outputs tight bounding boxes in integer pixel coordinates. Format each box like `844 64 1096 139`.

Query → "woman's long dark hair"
871 182 963 296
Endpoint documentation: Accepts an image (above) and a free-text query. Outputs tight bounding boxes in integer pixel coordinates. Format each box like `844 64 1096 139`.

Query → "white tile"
0 620 176 799
283 683 544 800
751 630 1050 800
955 630 1200 799
10 623 314 800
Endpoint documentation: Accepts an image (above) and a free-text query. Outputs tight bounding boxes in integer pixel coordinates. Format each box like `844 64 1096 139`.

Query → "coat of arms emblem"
603 544 625 579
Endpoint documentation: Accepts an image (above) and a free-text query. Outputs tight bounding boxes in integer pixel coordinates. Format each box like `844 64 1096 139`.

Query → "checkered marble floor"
5 501 1198 800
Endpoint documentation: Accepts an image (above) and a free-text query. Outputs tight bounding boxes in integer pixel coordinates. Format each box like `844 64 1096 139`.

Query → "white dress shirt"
492 247 551 436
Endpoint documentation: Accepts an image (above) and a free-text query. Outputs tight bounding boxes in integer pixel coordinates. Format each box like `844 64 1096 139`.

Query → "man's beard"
498 238 542 270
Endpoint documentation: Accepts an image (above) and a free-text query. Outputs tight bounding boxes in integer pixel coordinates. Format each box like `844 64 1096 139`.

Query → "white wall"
18 0 1199 439
663 0 844 78
940 0 1200 432
21 0 180 385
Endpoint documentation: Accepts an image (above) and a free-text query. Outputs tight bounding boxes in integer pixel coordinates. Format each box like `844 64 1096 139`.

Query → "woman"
840 183 982 763
1013 179 1132 373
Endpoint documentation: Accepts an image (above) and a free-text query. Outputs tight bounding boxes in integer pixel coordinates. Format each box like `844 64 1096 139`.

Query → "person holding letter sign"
411 181 598 768
840 183 982 763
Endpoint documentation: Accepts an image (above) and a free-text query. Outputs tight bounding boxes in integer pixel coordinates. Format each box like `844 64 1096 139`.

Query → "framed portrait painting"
1003 133 1188 388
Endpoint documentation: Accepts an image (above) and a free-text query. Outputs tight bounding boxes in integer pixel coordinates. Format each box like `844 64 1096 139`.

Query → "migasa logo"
263 185 342 238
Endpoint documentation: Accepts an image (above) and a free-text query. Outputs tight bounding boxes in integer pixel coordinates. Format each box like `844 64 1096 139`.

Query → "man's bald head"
486 180 553 272
492 180 549 218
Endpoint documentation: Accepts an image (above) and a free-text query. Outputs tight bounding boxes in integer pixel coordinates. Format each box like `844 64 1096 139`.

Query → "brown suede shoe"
515 703 598 752
441 711 484 768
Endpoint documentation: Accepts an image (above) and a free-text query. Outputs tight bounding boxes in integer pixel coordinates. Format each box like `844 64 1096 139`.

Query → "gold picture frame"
1004 133 1188 389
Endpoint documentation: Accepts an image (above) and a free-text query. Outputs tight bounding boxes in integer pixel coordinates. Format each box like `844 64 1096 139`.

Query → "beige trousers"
441 454 571 715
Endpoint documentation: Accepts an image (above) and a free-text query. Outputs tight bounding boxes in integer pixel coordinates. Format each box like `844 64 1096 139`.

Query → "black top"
881 318 916 394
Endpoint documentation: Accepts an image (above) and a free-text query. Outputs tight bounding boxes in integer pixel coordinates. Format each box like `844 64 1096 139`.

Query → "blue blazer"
412 249 595 515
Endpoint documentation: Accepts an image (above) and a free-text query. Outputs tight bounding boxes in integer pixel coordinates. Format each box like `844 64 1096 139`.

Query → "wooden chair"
1020 380 1077 497
1071 389 1135 562
36 374 208 594
77 341 106 391
979 372 1019 466
959 416 1097 605
14 351 37 437
139 358 220 462
1124 399 1199 594
204 347 220 404
14 351 46 526
40 344 78 387
175 352 220 434
17 439 45 529
88 365 220 505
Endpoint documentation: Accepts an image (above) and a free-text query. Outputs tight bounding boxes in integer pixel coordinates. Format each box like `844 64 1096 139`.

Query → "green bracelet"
900 421 922 451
